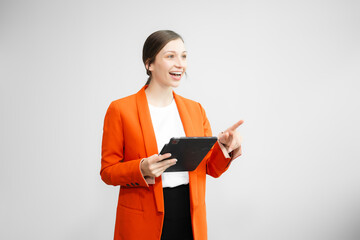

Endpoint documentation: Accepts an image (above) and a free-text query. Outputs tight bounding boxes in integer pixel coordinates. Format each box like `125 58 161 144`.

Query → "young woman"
101 30 243 240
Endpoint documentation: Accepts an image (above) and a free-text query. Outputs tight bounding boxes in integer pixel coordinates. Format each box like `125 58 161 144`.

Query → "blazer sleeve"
198 103 234 178
100 101 149 187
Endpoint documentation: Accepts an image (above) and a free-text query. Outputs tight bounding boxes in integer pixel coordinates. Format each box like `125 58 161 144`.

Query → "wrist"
218 141 231 159
140 158 146 176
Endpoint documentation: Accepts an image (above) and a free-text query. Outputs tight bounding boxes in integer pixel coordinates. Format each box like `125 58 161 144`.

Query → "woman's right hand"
140 153 177 178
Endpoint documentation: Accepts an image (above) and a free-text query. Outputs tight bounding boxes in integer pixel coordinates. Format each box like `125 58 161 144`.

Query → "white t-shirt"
148 100 189 188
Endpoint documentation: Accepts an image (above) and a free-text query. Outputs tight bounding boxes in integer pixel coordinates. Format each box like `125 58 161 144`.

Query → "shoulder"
175 94 196 104
108 93 137 110
175 93 205 113
175 93 202 107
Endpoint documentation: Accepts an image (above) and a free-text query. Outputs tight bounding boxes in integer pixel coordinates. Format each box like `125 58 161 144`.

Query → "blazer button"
131 183 135 186
135 182 139 186
126 184 130 187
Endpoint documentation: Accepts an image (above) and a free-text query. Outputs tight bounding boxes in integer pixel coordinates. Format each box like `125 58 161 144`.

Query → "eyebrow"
163 51 187 54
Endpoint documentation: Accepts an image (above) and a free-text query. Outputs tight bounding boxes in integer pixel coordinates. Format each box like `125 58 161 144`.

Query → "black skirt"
161 184 194 240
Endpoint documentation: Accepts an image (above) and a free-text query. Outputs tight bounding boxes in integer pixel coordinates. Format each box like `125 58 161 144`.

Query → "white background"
1 0 359 239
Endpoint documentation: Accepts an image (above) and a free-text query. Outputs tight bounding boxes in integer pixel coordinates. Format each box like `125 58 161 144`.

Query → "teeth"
170 72 182 76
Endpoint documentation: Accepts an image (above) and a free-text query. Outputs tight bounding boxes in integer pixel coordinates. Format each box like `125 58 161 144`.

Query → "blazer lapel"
136 86 158 156
173 92 199 208
173 92 196 137
136 86 164 213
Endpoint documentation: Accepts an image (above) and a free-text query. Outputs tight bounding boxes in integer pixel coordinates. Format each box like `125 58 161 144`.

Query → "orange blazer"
101 86 233 240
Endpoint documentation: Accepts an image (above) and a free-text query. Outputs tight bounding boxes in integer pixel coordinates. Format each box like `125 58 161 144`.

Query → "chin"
171 81 181 88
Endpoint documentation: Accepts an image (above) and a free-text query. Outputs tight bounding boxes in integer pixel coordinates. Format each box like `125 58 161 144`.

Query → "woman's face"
148 38 187 88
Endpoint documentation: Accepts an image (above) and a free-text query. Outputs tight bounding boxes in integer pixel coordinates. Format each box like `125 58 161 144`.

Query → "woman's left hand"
218 120 244 159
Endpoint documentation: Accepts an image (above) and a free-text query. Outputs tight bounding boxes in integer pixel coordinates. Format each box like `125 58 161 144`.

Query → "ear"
145 59 153 72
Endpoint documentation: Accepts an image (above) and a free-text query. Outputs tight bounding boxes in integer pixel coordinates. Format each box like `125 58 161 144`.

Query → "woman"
101 30 243 240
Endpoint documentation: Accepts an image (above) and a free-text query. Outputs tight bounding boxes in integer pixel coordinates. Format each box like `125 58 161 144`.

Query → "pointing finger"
225 120 244 132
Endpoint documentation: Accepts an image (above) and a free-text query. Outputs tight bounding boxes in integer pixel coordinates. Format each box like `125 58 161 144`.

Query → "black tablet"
160 137 218 172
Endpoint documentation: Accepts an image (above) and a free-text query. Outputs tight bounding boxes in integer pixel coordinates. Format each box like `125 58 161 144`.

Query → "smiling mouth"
169 72 182 77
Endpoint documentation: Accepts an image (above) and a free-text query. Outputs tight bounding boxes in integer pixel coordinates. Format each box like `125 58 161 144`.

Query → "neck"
145 81 174 107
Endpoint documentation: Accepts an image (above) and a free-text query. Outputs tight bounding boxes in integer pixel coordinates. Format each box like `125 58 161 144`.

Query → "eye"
182 54 187 59
167 54 174 59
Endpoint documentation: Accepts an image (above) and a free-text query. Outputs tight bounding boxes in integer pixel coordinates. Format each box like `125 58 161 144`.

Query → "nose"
174 56 186 68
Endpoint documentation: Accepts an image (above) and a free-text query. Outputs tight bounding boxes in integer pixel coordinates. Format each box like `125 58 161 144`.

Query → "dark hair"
142 30 184 85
